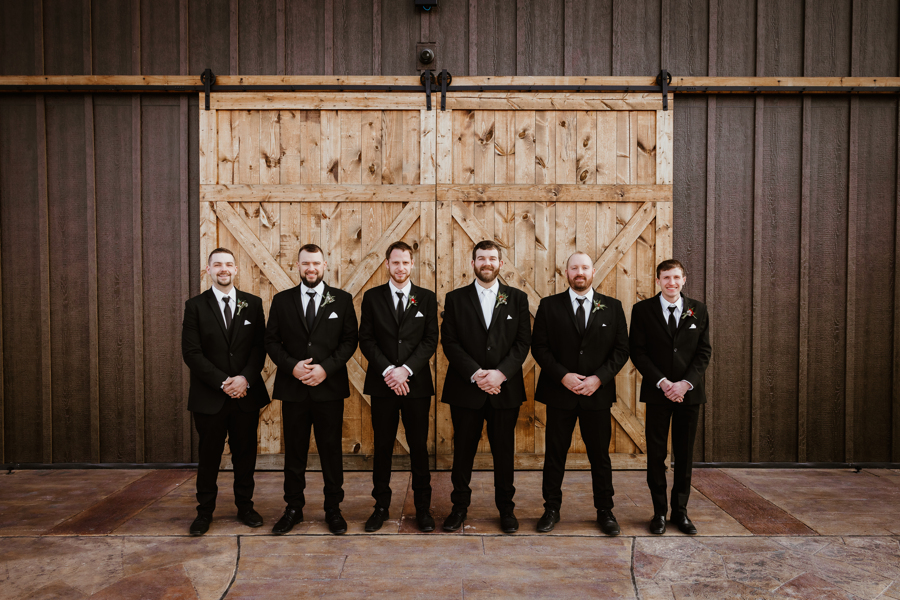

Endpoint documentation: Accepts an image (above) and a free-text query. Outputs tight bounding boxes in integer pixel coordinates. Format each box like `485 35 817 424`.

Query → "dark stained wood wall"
0 0 898 464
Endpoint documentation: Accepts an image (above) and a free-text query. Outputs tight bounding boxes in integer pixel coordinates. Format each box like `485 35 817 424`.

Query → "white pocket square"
328 312 338 319
415 311 424 317
602 323 607 327
689 324 697 329
244 320 251 325
507 315 513 320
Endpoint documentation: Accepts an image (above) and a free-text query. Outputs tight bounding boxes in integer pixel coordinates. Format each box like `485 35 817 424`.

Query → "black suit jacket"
359 283 439 398
182 288 270 415
532 290 630 410
629 293 712 406
265 283 359 403
440 282 531 409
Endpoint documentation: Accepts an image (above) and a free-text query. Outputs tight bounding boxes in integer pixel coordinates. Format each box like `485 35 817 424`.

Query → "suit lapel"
486 284 508 333
292 286 311 333
228 291 246 346
652 293 674 338
468 282 488 330
583 290 600 333
400 284 419 326
205 289 229 341
560 291 581 333
309 284 331 333
676 294 695 333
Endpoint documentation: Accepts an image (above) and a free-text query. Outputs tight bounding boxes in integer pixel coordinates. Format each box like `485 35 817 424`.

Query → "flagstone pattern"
0 468 899 598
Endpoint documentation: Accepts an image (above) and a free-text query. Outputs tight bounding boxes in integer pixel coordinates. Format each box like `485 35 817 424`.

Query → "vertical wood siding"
0 0 898 463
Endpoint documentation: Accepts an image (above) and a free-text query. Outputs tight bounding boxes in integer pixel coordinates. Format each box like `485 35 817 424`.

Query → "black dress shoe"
325 509 348 535
189 514 211 536
649 514 667 535
237 508 264 528
416 511 436 532
500 512 519 534
364 507 389 532
272 508 303 535
671 513 698 535
442 509 467 532
597 510 621 535
536 509 560 533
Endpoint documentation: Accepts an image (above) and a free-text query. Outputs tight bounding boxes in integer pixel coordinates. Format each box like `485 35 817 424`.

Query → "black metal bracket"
437 69 452 111
200 68 216 110
420 70 435 110
656 69 671 111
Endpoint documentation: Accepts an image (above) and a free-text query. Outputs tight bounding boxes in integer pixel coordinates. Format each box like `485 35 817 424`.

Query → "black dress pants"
282 398 345 512
449 403 520 512
371 395 432 511
542 403 614 511
193 401 260 516
645 402 701 517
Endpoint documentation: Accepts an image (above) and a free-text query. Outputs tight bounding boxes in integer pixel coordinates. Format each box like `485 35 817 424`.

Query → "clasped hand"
384 366 410 396
561 373 601 396
660 379 690 403
474 369 505 394
293 358 327 386
222 375 248 398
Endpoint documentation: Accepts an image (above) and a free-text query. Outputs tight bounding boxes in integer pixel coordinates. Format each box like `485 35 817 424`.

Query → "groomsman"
182 248 270 535
359 241 439 532
531 251 629 534
440 240 531 533
265 244 359 535
630 259 711 535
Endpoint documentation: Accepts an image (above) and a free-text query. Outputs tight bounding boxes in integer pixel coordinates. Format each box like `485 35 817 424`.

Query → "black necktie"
668 305 677 337
223 296 233 330
306 290 316 329
396 291 405 324
575 297 586 335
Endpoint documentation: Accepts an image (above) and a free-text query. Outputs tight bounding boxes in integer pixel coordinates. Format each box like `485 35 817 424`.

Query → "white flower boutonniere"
321 291 335 308
592 299 607 314
235 299 249 316
495 292 509 309
681 306 696 320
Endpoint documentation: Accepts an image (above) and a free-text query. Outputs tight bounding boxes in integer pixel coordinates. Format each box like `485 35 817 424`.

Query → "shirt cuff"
656 377 666 389
402 365 413 376
382 365 395 377
681 380 694 391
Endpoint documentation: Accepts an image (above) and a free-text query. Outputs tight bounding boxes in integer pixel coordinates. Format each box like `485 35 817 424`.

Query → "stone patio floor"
2 467 900 599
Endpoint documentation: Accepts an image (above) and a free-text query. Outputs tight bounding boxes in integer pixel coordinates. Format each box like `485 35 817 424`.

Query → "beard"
569 275 592 292
391 270 410 285
302 271 324 288
474 264 499 284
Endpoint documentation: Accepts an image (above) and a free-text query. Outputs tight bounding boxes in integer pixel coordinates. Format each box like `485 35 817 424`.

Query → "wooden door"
199 93 437 469
433 93 673 470
198 85 672 471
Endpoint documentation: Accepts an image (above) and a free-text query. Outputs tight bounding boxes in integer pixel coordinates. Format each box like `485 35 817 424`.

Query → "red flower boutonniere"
495 292 508 309
592 299 607 314
407 294 418 308
681 307 696 320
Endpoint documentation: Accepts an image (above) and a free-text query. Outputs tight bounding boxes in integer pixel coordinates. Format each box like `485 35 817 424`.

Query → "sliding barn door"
433 92 673 469
199 92 437 469
198 85 672 471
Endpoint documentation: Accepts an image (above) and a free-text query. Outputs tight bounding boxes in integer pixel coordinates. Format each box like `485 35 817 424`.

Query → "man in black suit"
182 247 270 536
440 240 531 534
630 259 712 535
531 251 629 534
359 241 439 533
265 243 359 535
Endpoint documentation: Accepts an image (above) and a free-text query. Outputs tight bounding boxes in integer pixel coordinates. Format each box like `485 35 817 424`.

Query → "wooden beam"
592 201 656 283
845 96 859 462
201 184 434 203
132 95 145 462
37 95 52 463
438 183 671 203
435 452 657 471
444 93 670 111
751 96 764 462
85 94 100 463
213 202 295 292
343 202 421 297
798 96 810 462
894 96 900 462
610 405 647 453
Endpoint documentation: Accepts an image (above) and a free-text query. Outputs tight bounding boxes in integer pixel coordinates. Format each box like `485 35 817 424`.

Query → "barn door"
199 92 437 469
433 92 673 469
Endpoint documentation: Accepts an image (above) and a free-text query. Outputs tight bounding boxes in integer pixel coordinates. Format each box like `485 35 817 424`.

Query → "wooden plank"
132 95 144 461
555 111 576 184
610 405 647 453
381 110 403 184
38 95 52 462
845 95 858 461
84 95 100 463
592 201 656 283
436 110 452 184
895 97 900 462
597 202 617 297
435 452 653 471
453 110 474 185
402 109 420 185
515 111 536 184
340 110 362 184
361 110 381 185
214 202 295 292
347 358 409 452
280 109 301 183
420 109 436 184
597 111 617 184
473 110 495 184
703 96 716 461
614 202 638 455
575 110 596 185
656 110 673 185
798 95 811 462
259 111 281 184
451 202 542 316
343 201 422 297
534 110 555 184
300 110 321 184
493 110 514 184
637 111 656 184
437 183 671 203
321 109 340 183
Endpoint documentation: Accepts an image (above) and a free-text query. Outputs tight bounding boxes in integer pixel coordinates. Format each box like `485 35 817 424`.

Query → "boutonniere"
681 307 696 320
407 293 418 308
235 299 249 316
495 292 508 308
321 291 335 308
592 299 607 314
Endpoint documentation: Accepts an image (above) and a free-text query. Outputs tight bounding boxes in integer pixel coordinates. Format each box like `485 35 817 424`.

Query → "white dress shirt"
384 280 414 377
477 279 500 328
656 293 693 391
211 285 237 325
568 287 594 328
300 281 325 315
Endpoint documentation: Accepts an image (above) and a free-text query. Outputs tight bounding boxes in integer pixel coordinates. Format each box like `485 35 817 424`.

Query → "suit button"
230 353 234 357
580 351 583 355
308 342 312 347
674 348 678 353
399 340 402 344
487 346 491 350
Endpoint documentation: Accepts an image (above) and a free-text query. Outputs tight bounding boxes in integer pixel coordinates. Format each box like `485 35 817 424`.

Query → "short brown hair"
656 259 686 278
472 240 502 261
385 241 414 261
208 247 235 264
298 243 324 259
566 251 592 268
